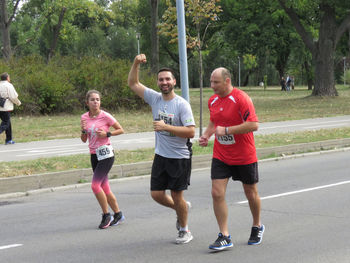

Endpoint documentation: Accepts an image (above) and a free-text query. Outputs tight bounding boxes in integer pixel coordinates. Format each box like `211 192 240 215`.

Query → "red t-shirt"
208 88 258 165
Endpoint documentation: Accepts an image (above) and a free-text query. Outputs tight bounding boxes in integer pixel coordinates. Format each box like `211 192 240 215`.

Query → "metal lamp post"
343 57 346 86
136 33 141 55
238 56 241 87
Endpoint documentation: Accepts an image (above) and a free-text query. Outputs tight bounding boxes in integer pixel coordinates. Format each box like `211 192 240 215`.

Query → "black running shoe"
99 213 112 229
110 212 125 226
209 233 233 250
248 224 265 245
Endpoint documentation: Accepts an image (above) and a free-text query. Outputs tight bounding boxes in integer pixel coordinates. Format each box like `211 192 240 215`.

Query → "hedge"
0 55 156 114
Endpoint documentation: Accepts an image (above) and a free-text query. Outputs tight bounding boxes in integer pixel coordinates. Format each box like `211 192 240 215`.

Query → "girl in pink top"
81 90 125 229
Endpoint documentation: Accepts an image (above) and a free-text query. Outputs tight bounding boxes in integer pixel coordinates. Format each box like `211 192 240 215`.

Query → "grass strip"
1 127 349 178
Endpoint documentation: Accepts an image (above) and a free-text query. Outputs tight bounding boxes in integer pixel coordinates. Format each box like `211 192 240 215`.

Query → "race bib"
158 110 175 136
217 135 235 145
96 145 114 161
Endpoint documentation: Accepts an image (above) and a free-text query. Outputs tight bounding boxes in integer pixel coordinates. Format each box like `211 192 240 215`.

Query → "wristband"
81 130 87 134
106 131 112 138
225 127 229 135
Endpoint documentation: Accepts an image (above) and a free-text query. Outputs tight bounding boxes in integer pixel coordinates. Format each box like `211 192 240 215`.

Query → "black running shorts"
151 154 191 191
211 158 259 185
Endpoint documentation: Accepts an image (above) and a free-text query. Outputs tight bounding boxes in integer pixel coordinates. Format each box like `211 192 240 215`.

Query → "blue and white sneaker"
248 224 265 245
209 233 233 250
5 140 15 145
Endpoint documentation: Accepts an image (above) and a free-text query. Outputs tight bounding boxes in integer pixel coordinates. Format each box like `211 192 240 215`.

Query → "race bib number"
96 145 114 161
217 135 235 145
158 110 175 136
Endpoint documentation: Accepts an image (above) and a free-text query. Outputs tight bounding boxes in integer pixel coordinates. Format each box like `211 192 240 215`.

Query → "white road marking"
259 120 349 130
236 180 350 204
0 244 23 250
304 123 349 129
17 148 87 157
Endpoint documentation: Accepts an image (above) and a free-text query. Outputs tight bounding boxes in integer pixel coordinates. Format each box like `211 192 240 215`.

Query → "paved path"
1 115 349 162
1 151 349 263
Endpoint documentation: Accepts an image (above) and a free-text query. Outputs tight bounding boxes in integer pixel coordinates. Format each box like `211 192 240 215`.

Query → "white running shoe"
176 230 193 244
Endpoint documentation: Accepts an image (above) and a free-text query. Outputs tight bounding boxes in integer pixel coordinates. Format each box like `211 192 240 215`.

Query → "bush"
0 55 157 114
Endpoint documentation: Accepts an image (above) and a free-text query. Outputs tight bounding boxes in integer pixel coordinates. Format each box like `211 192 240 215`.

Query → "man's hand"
134 54 147 65
199 135 209 147
153 119 167 132
128 54 147 99
215 126 226 136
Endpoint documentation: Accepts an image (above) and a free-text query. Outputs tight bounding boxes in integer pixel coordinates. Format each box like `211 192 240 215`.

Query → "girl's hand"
81 119 87 131
96 129 106 138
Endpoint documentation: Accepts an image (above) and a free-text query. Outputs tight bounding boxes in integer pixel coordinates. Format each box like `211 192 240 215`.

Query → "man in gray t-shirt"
128 54 195 244
144 88 195 159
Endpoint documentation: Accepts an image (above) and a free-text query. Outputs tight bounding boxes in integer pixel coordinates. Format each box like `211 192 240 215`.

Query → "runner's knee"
91 181 102 194
244 184 259 201
211 187 225 201
151 191 165 202
170 190 183 202
101 181 111 195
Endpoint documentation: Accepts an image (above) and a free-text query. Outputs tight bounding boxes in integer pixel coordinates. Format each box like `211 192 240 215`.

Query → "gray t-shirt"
144 87 195 159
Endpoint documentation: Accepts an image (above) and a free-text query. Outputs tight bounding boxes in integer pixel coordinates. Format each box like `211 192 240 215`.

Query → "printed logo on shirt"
185 118 193 124
88 124 98 137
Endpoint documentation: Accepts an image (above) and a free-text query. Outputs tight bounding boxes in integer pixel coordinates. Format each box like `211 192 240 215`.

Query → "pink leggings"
90 154 114 195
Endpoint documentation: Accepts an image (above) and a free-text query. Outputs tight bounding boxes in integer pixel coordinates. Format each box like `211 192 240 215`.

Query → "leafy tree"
159 0 222 135
149 0 159 73
277 0 350 96
220 0 301 86
0 0 21 60
103 0 142 60
16 0 113 62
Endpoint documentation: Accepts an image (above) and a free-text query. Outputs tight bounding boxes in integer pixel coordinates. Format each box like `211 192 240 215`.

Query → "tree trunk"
304 61 313 90
276 60 285 81
277 1 350 96
47 7 66 63
275 47 290 81
0 0 12 60
149 0 159 74
312 5 338 96
243 70 251 86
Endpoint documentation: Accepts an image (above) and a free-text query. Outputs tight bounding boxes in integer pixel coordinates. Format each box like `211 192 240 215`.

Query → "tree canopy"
0 0 349 100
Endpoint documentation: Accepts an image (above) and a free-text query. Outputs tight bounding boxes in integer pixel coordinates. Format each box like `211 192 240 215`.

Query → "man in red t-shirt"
199 67 264 251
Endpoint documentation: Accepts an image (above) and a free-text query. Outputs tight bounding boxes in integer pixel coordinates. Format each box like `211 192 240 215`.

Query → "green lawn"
3 85 350 143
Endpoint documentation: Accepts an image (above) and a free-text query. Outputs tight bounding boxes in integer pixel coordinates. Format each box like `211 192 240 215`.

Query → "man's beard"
159 85 174 94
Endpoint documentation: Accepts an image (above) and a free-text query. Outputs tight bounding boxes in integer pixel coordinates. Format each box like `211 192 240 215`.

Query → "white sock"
180 225 189 232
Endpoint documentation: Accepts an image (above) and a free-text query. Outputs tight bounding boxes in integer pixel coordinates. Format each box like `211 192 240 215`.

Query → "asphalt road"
1 115 350 162
1 150 349 263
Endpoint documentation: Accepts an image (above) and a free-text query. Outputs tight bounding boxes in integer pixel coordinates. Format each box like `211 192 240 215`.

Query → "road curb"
1 138 350 197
